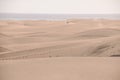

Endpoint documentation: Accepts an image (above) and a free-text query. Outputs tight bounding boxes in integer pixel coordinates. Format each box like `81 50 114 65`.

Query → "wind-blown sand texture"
0 19 120 59
0 19 120 80
0 57 120 80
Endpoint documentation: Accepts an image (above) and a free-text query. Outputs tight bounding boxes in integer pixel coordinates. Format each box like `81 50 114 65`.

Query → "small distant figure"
65 20 69 24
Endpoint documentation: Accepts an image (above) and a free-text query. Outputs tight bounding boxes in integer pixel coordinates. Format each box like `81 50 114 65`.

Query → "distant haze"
0 0 120 14
0 14 120 20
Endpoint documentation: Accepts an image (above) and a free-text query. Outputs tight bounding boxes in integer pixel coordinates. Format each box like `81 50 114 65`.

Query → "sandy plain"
0 57 120 80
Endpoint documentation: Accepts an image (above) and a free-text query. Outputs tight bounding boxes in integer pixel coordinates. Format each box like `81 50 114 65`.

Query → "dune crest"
0 47 9 53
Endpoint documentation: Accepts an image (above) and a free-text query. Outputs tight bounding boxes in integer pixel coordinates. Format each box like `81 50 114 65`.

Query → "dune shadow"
0 47 9 53
76 28 120 38
110 55 120 57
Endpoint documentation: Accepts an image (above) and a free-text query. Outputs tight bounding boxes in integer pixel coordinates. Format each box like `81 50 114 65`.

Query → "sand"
0 57 120 80
0 19 120 59
0 19 120 80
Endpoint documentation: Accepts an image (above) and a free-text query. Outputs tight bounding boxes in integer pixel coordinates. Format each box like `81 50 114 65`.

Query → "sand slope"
0 20 120 80
0 19 120 59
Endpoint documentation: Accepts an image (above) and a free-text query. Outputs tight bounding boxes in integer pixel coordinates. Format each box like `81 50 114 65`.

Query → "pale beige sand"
0 57 120 80
0 19 120 59
0 20 120 80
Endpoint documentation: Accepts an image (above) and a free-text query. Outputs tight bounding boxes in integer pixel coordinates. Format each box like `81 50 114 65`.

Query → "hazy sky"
0 0 120 14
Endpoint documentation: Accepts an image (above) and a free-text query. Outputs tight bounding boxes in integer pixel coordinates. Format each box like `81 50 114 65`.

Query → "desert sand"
0 19 120 80
0 57 120 80
0 19 120 59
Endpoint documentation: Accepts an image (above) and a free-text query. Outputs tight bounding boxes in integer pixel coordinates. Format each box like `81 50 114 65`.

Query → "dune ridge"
0 19 120 80
0 47 9 53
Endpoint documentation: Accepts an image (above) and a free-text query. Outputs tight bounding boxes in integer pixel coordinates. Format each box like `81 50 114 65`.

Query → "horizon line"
0 13 120 15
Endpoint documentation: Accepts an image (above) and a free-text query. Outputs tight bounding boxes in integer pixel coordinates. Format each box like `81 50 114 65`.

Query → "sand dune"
0 47 9 53
0 19 120 59
0 19 120 80
75 28 120 38
0 36 120 60
0 33 9 38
